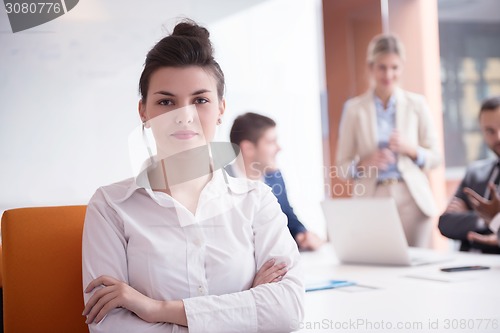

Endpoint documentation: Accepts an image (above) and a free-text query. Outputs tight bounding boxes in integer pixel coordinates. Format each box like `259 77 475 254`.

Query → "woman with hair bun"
82 20 304 333
336 34 441 248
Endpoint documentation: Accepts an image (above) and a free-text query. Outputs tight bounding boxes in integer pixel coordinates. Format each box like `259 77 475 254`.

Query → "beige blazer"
336 88 441 217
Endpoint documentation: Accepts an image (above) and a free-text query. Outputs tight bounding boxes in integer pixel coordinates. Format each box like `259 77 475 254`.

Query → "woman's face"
369 52 403 95
139 66 225 158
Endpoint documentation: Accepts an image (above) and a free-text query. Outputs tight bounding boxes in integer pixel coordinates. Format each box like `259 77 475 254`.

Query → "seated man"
227 112 323 251
438 96 500 253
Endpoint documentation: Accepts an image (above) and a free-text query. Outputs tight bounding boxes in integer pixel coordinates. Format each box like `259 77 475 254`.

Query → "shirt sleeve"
267 171 307 240
416 97 441 170
414 147 426 167
453 169 473 208
82 189 182 333
183 184 305 333
489 213 500 234
438 211 480 240
438 174 479 240
336 101 361 180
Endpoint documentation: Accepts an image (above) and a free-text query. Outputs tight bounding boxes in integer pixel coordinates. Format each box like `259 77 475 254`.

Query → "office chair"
1 206 89 333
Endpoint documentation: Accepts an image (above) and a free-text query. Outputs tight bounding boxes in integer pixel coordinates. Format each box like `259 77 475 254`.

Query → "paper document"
305 279 356 292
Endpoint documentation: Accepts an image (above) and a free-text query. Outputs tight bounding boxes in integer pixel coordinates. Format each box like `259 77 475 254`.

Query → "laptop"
321 198 452 266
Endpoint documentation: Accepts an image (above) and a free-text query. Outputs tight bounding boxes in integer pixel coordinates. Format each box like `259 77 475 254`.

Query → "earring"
217 118 222 125
142 121 155 167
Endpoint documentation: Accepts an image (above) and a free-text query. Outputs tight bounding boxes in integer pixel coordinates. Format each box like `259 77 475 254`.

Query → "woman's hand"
389 130 417 160
359 149 395 171
83 275 164 324
252 259 288 288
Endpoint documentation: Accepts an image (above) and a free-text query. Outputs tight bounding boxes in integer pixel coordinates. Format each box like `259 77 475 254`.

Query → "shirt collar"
109 167 256 205
374 93 396 111
230 161 268 183
230 162 247 179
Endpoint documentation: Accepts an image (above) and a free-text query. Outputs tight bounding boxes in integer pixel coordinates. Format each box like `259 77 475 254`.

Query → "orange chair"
1 206 89 333
0 243 3 288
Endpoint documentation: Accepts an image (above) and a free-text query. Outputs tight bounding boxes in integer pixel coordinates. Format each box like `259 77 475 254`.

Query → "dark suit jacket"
438 159 500 253
263 170 307 240
225 165 307 240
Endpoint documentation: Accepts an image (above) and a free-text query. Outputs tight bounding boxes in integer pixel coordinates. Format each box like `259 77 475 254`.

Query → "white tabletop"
296 245 500 333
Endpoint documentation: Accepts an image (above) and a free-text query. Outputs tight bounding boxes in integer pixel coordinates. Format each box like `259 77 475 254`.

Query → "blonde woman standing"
336 34 441 248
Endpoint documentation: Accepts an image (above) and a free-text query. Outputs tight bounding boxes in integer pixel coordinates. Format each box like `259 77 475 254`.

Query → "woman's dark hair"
139 20 225 102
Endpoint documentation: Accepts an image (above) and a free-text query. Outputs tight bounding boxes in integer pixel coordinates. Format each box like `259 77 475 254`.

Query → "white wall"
0 0 326 236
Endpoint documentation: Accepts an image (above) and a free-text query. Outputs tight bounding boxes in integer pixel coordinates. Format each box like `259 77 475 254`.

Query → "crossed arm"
82 259 288 325
82 187 304 333
441 183 500 246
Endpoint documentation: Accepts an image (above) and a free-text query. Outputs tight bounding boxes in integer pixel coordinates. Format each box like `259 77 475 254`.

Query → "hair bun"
139 19 225 102
172 20 210 41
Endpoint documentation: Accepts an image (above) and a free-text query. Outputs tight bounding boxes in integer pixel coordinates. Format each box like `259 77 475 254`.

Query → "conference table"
297 245 499 333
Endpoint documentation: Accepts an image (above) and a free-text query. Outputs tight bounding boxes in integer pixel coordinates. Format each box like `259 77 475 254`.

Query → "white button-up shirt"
82 169 304 333
489 214 500 246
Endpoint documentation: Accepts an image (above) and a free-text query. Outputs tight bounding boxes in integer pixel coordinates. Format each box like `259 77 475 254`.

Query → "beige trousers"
373 181 432 248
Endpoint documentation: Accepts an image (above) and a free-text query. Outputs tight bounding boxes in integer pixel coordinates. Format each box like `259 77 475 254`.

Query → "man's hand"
467 231 499 247
295 231 324 251
464 183 500 225
445 197 468 213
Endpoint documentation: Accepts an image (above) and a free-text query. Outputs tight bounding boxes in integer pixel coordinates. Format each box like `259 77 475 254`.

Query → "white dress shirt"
489 214 500 235
82 169 304 333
